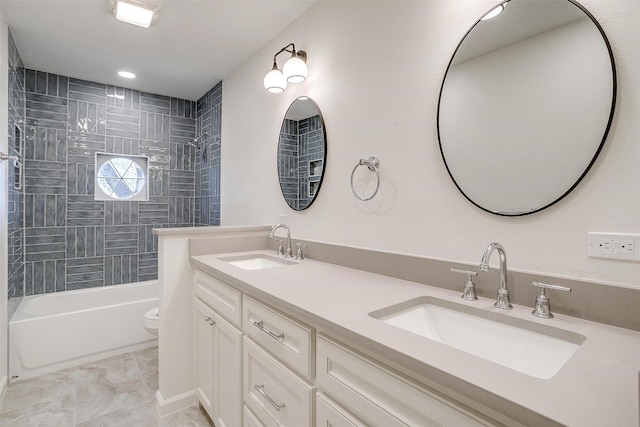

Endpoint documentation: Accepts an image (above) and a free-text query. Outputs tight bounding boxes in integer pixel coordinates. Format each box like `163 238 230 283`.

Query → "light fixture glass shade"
264 68 287 93
115 0 155 28
283 56 307 84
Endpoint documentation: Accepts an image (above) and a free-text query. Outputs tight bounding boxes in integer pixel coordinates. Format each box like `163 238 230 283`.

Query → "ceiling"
0 0 316 101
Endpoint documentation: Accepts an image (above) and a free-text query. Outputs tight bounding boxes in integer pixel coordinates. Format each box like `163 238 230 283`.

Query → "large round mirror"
277 97 326 210
438 0 616 216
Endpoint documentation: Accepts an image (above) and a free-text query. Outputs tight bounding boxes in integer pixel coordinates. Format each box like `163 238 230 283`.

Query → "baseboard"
0 375 7 406
155 389 195 418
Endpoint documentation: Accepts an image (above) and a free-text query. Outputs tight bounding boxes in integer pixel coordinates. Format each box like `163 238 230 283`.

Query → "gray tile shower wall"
277 115 323 210
279 119 299 209
7 30 25 299
298 115 323 210
22 69 198 295
195 82 221 226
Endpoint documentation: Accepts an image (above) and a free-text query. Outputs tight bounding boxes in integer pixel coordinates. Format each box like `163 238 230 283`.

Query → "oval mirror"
438 0 616 216
277 97 327 210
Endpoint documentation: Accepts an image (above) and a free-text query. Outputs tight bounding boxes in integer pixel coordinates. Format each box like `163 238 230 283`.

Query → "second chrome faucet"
479 242 512 309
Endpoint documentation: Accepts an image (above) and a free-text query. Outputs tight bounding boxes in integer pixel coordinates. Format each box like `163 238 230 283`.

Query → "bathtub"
9 281 158 382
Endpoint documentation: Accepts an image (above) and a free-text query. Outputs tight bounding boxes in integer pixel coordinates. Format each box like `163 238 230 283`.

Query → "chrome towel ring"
351 157 380 201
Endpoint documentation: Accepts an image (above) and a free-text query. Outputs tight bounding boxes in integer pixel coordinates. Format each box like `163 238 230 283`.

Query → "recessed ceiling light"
118 71 136 79
110 0 160 28
481 4 505 21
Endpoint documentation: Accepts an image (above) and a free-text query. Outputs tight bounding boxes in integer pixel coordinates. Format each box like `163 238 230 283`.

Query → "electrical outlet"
587 232 640 261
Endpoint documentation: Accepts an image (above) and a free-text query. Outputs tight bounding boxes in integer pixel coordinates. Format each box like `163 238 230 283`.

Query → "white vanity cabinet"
242 296 316 426
192 264 504 427
316 393 368 427
194 270 243 427
316 335 494 427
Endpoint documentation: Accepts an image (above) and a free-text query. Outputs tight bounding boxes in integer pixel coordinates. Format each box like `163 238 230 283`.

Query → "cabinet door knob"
204 316 215 326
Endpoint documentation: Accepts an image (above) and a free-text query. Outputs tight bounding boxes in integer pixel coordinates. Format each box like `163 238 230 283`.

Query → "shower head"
190 131 209 147
0 152 22 168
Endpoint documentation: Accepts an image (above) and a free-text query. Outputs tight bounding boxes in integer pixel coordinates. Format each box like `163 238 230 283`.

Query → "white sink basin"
220 254 296 270
370 297 585 379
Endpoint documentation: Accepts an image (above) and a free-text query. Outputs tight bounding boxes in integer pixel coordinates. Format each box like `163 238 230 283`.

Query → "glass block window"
94 153 149 201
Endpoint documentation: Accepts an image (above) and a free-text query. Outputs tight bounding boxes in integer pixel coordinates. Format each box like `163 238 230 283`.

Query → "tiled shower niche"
19 69 220 295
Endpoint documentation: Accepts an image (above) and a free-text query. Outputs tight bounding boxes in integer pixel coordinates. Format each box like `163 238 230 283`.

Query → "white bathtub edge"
155 389 196 418
9 280 159 382
10 340 157 383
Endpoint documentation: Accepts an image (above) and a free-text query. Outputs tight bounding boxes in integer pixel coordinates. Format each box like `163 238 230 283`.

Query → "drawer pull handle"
252 320 285 340
254 384 285 411
204 316 215 326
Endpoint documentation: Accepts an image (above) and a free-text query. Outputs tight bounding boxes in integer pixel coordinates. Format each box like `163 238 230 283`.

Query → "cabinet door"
316 393 367 427
195 299 215 418
213 313 243 427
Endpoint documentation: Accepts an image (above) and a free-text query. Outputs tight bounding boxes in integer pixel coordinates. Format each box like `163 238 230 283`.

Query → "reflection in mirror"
438 0 615 216
278 97 326 210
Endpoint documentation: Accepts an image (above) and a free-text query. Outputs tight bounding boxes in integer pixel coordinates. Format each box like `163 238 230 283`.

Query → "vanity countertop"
191 250 640 427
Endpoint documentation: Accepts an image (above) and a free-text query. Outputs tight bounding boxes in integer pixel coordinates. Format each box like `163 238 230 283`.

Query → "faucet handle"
451 268 478 301
295 243 307 260
531 282 571 318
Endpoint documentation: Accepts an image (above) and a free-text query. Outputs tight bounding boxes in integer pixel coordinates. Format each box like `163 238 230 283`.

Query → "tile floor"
0 347 214 427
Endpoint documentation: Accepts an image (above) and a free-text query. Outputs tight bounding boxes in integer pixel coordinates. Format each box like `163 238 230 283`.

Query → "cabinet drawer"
317 393 367 427
243 296 314 379
244 405 265 427
195 269 242 328
317 335 492 427
244 337 314 427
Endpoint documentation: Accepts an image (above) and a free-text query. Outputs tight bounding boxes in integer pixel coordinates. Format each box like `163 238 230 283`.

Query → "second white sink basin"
370 297 585 379
220 254 296 270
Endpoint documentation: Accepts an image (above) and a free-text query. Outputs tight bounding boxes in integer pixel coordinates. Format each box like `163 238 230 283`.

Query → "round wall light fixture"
264 43 307 93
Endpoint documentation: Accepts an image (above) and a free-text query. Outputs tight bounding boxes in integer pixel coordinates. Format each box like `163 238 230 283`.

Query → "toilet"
144 307 159 336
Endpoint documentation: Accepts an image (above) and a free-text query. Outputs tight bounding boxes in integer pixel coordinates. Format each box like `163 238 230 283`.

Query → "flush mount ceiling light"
109 0 160 28
118 70 136 79
264 43 308 93
481 4 505 21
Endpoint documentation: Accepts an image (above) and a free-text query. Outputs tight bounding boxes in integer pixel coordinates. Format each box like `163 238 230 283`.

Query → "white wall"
221 0 640 288
0 8 9 401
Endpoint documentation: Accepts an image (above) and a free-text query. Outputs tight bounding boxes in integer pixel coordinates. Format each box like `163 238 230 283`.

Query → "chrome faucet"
270 224 292 258
479 242 512 309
